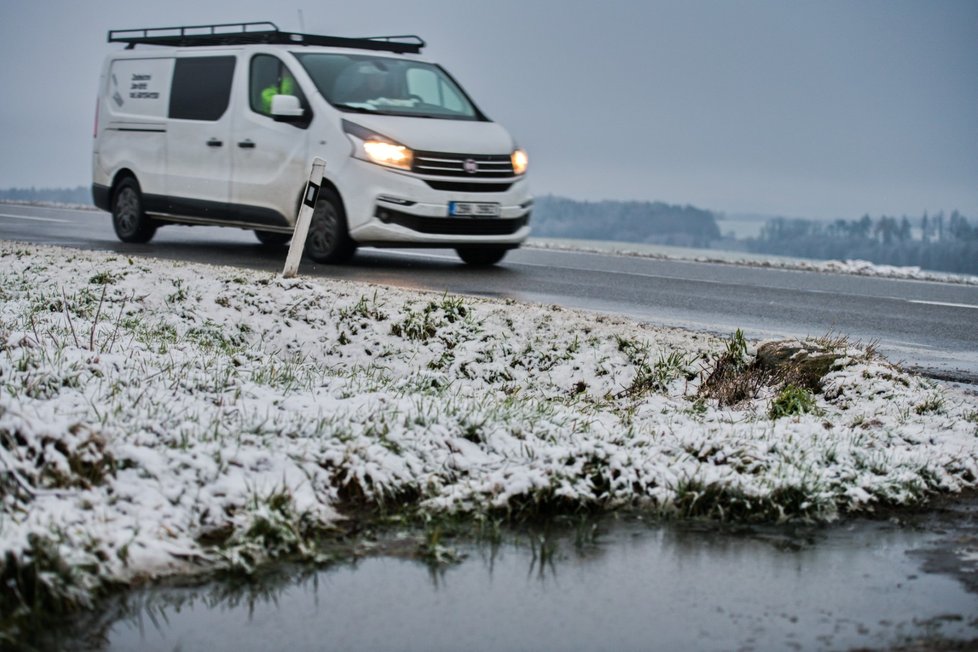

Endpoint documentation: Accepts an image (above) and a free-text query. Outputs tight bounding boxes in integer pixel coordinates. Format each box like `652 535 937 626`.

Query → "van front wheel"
306 189 356 263
455 246 509 266
112 178 157 244
255 230 291 247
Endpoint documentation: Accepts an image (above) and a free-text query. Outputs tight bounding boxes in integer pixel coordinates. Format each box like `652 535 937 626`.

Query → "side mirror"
271 95 304 120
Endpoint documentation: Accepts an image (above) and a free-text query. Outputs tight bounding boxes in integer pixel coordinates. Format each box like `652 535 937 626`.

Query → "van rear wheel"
455 246 509 266
112 178 157 244
306 188 356 263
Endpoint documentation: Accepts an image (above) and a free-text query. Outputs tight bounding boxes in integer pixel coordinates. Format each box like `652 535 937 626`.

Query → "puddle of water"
44 514 978 652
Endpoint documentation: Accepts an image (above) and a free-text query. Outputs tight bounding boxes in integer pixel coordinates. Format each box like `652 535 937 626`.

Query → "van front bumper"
339 159 532 246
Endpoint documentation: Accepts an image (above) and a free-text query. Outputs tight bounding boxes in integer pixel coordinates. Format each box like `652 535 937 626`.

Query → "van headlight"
362 140 414 171
343 119 413 171
511 148 528 175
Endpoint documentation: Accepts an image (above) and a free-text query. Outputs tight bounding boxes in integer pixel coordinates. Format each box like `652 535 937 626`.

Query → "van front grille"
423 180 513 193
412 151 514 178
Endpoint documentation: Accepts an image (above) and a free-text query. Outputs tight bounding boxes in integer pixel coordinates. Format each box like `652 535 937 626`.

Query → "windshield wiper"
411 113 468 120
333 103 377 114
334 104 468 120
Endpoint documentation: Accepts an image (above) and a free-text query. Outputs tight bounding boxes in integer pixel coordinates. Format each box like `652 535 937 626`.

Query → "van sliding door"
164 55 235 219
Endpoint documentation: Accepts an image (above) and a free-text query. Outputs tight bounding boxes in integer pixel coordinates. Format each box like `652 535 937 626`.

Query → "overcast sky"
1 0 975 219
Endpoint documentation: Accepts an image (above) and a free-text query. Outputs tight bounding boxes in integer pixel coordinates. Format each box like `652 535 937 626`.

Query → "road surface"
2 202 977 383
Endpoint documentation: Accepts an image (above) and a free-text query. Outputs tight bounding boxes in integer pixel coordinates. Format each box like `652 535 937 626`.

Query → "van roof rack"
107 21 425 54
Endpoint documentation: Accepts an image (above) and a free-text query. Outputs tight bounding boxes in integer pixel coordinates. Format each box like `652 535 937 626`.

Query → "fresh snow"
1 242 977 607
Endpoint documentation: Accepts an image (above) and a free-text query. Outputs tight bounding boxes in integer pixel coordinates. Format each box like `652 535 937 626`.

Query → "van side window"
250 55 308 119
169 57 236 121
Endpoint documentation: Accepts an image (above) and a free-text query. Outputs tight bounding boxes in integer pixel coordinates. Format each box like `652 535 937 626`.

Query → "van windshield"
293 53 481 120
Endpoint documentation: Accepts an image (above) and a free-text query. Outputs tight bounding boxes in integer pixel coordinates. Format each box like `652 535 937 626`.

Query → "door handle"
237 140 256 149
207 139 223 147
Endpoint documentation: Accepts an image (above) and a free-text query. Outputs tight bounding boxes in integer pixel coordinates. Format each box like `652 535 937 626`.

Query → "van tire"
306 188 356 263
455 246 509 266
112 178 157 244
255 230 291 247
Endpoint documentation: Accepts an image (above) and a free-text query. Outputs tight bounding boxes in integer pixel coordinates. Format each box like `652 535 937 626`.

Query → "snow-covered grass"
0 199 96 212
1 242 977 630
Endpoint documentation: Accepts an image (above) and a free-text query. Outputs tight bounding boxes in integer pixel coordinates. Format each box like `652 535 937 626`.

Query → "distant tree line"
0 186 91 205
747 211 978 274
531 195 721 247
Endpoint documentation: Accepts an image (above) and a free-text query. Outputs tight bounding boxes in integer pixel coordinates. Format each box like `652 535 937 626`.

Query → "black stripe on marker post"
303 180 321 208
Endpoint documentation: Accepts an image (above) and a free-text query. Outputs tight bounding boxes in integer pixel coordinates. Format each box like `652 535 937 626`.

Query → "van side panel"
164 55 236 213
106 58 172 119
98 57 174 199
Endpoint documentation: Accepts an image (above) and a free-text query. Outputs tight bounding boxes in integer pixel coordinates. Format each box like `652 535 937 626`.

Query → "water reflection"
37 515 978 651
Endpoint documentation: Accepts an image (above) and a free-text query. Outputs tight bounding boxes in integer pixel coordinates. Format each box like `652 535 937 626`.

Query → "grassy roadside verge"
2 242 977 640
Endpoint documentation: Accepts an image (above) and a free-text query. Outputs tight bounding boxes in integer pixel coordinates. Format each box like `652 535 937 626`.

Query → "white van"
92 22 531 265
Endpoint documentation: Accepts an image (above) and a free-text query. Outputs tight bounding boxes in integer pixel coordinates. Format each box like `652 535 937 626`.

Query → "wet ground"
29 495 978 652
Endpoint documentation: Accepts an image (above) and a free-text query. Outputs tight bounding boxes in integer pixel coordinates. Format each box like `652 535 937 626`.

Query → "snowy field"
1 241 977 619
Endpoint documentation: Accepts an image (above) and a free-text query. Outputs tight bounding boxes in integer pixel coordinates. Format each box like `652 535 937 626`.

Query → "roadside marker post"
282 156 326 278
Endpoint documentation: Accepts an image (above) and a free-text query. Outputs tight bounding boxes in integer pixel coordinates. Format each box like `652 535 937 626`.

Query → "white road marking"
0 213 71 223
907 299 978 310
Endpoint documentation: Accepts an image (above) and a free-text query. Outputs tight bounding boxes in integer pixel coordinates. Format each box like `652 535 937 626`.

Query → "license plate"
449 201 501 217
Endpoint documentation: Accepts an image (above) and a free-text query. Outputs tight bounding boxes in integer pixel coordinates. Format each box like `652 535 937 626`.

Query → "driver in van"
260 70 296 114
356 70 389 101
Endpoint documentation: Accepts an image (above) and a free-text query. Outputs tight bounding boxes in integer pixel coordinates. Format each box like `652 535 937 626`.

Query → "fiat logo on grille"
463 159 478 174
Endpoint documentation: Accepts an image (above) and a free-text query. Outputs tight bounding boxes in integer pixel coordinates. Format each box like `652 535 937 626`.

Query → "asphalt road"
3 202 977 382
